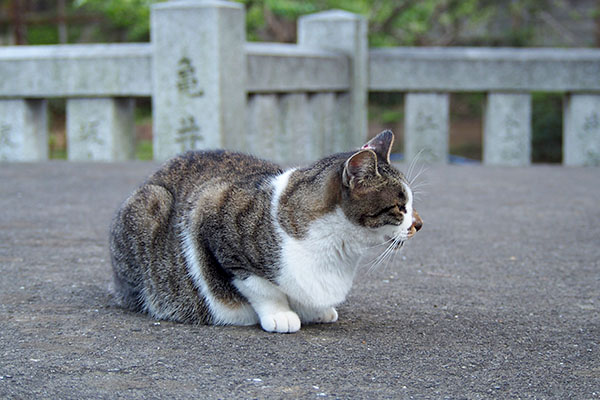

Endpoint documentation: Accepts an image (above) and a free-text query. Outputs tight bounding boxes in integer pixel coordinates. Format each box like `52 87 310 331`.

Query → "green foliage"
64 0 562 47
48 134 67 159
26 25 59 45
532 93 563 163
73 0 163 42
136 140 153 161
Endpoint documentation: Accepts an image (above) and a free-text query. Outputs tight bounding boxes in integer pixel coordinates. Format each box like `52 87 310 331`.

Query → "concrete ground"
0 161 598 399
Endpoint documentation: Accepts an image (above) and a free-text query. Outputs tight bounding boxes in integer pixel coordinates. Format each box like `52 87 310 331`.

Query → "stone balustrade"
0 0 599 166
370 47 600 166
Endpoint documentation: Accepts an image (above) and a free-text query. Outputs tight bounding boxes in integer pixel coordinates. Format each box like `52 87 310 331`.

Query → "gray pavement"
0 162 598 399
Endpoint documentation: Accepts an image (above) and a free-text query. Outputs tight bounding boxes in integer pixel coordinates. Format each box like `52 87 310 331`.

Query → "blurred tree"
240 0 501 45
72 0 157 42
3 0 595 47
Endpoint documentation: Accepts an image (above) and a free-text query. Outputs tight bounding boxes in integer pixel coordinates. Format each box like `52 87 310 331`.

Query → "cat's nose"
411 210 423 232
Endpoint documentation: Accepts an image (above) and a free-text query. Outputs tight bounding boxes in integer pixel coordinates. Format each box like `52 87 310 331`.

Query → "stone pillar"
404 93 449 164
484 92 531 166
298 10 368 151
151 0 246 161
0 99 47 161
563 94 600 166
66 98 135 161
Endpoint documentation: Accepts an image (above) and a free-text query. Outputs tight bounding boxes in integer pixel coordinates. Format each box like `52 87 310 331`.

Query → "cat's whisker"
360 239 397 270
406 148 425 183
366 232 406 274
380 236 405 273
411 188 428 201
392 248 405 272
382 240 400 273
412 187 428 194
363 236 396 250
370 244 394 266
385 243 401 273
410 164 429 187
361 250 388 271
366 242 395 273
410 181 430 190
363 233 404 266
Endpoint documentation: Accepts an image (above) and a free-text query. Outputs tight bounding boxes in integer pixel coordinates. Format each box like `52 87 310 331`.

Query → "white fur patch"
271 168 296 208
274 207 373 310
180 226 258 326
400 181 415 233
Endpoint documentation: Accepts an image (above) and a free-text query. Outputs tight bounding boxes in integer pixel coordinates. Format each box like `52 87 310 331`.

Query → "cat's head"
340 130 422 248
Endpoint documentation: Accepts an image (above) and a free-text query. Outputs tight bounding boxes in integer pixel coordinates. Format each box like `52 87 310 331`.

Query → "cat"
109 130 422 333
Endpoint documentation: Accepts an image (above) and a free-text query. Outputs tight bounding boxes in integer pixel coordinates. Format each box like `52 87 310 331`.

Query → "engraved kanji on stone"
0 123 16 149
583 113 599 132
415 111 439 134
500 114 523 161
176 115 203 150
581 113 600 164
177 57 204 98
79 120 103 145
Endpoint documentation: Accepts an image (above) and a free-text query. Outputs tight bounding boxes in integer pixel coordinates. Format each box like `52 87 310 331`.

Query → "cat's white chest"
271 169 363 309
276 213 361 309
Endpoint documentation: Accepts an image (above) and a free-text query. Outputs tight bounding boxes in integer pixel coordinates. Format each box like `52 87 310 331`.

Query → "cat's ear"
342 149 379 189
361 130 394 163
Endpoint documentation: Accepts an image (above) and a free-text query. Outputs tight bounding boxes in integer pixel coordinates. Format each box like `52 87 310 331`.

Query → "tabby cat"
109 130 422 333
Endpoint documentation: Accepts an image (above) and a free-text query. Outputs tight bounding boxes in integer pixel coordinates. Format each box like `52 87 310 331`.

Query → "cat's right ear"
342 149 379 190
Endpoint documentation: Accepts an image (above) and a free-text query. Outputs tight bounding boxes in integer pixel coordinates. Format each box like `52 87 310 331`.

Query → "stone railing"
0 44 150 161
1 0 599 165
370 47 600 166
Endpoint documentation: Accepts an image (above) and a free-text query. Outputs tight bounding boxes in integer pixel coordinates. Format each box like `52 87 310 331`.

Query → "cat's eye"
367 205 397 219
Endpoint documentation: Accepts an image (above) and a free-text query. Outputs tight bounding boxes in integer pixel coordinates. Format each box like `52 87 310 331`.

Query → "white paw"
314 307 338 324
260 311 301 333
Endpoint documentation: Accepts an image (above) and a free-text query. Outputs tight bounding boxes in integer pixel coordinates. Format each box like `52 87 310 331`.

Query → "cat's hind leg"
233 276 301 333
109 184 174 316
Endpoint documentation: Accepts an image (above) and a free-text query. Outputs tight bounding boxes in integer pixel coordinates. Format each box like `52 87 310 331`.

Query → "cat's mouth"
407 226 418 239
408 210 423 238
383 211 422 248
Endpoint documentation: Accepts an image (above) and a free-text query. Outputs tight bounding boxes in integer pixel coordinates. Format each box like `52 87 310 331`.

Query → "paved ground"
0 161 598 399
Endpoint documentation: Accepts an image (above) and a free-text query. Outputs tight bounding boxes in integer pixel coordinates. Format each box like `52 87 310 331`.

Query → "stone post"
66 98 135 161
563 94 600 166
0 99 47 161
298 10 368 151
484 92 531 166
404 93 449 164
151 0 246 161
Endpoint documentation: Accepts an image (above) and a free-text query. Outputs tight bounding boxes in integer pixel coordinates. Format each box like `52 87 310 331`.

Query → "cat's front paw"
260 311 301 333
313 307 338 324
